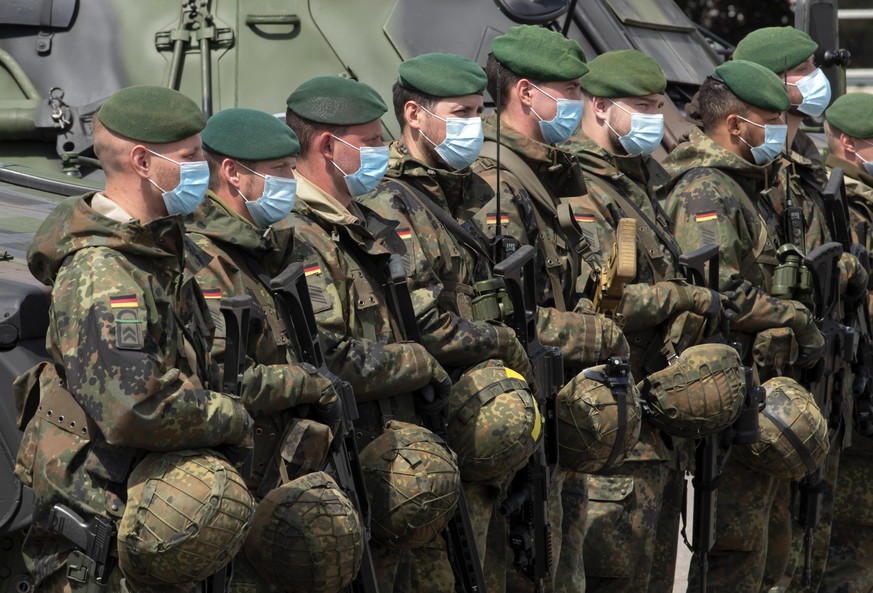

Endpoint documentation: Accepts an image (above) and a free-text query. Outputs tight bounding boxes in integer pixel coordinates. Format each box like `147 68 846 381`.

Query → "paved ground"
673 478 692 592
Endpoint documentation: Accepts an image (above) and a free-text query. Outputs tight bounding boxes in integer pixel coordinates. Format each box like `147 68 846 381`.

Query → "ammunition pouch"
471 278 511 323
253 417 333 499
752 327 799 371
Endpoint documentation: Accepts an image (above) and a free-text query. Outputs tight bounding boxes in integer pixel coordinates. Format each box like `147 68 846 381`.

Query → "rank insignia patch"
115 308 143 350
304 262 332 313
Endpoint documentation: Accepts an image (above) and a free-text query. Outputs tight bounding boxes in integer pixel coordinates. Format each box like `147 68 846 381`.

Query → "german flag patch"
695 211 718 223
397 228 412 240
109 294 138 309
304 263 322 277
202 288 222 300
575 214 595 223
486 213 509 225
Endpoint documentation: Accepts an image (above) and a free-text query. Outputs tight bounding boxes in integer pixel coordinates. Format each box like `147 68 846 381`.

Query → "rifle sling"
480 140 571 311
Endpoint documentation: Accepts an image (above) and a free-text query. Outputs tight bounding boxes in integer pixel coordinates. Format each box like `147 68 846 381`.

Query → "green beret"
492 25 588 82
202 108 299 160
285 76 387 125
580 50 666 98
713 60 790 113
398 53 487 97
96 85 205 143
825 93 873 139
733 27 818 74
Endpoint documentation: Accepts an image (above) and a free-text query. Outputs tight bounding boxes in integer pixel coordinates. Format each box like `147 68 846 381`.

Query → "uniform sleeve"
289 217 437 402
50 249 251 451
187 234 335 418
664 171 807 333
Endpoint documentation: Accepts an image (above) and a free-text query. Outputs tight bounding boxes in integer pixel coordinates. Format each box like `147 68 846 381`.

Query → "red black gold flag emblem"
109 294 137 309
695 211 718 223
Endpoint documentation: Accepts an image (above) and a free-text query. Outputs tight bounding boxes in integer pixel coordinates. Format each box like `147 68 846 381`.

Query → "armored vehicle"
0 0 844 589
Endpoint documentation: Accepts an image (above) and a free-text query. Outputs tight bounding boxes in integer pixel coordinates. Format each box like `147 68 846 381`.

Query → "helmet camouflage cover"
734 376 830 480
118 450 256 586
244 471 364 593
359 420 461 549
446 360 541 482
641 343 747 437
557 357 642 473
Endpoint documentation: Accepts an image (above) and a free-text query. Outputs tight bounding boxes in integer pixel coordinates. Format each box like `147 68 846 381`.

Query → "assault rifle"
493 244 563 593
678 243 763 593
270 264 380 593
380 254 488 593
821 168 873 437
798 240 844 589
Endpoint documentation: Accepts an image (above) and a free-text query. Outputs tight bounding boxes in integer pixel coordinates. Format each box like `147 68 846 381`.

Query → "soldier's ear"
222 159 241 189
516 79 535 108
591 97 610 121
317 132 335 161
725 114 742 136
840 133 857 157
130 145 151 179
405 101 424 132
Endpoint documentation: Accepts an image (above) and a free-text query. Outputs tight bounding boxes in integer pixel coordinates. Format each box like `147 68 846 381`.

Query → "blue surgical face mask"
148 150 209 216
236 162 297 228
330 135 390 196
529 83 584 145
788 68 832 118
857 140 873 177
419 106 484 170
736 115 788 165
606 100 665 156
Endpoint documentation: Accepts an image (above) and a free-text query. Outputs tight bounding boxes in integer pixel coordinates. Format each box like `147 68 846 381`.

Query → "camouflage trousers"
646 466 685 593
687 455 779 593
37 565 203 593
819 449 873 593
371 539 455 593
760 437 842 593
584 459 670 593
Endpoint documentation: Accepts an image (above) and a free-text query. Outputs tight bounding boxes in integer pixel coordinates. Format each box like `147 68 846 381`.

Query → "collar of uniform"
482 111 553 165
189 192 277 255
91 192 136 223
295 173 361 226
826 154 873 190
387 140 464 213
689 126 774 181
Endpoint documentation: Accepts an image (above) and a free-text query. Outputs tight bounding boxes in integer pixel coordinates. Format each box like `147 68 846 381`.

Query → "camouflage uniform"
185 192 340 592
566 132 694 593
15 194 252 591
468 114 631 593
358 141 534 592
661 127 821 593
287 174 455 593
819 156 873 593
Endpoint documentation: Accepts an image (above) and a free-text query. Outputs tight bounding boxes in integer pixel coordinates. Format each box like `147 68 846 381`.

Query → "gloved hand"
788 302 826 368
298 363 341 407
419 361 452 419
839 251 869 302
494 324 535 386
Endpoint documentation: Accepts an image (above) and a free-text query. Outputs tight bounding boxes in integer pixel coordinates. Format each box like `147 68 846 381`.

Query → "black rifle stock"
492 244 563 593
269 264 379 593
378 254 487 593
49 504 116 589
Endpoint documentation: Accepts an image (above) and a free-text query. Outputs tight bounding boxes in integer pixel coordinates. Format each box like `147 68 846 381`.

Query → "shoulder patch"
109 294 137 308
695 211 718 223
202 288 222 300
486 213 510 226
114 308 143 350
303 263 332 314
396 227 412 240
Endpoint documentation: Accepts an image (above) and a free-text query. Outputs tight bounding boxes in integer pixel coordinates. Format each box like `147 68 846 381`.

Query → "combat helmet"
640 343 747 437
244 471 364 593
117 450 256 586
734 376 830 480
557 357 642 473
359 420 461 549
446 360 541 482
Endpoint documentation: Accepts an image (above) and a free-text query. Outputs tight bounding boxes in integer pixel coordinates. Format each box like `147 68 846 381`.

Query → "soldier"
14 86 255 592
283 76 461 593
356 53 539 593
819 92 873 593
732 26 868 593
464 25 638 593
188 107 361 593
569 49 738 593
660 61 827 593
